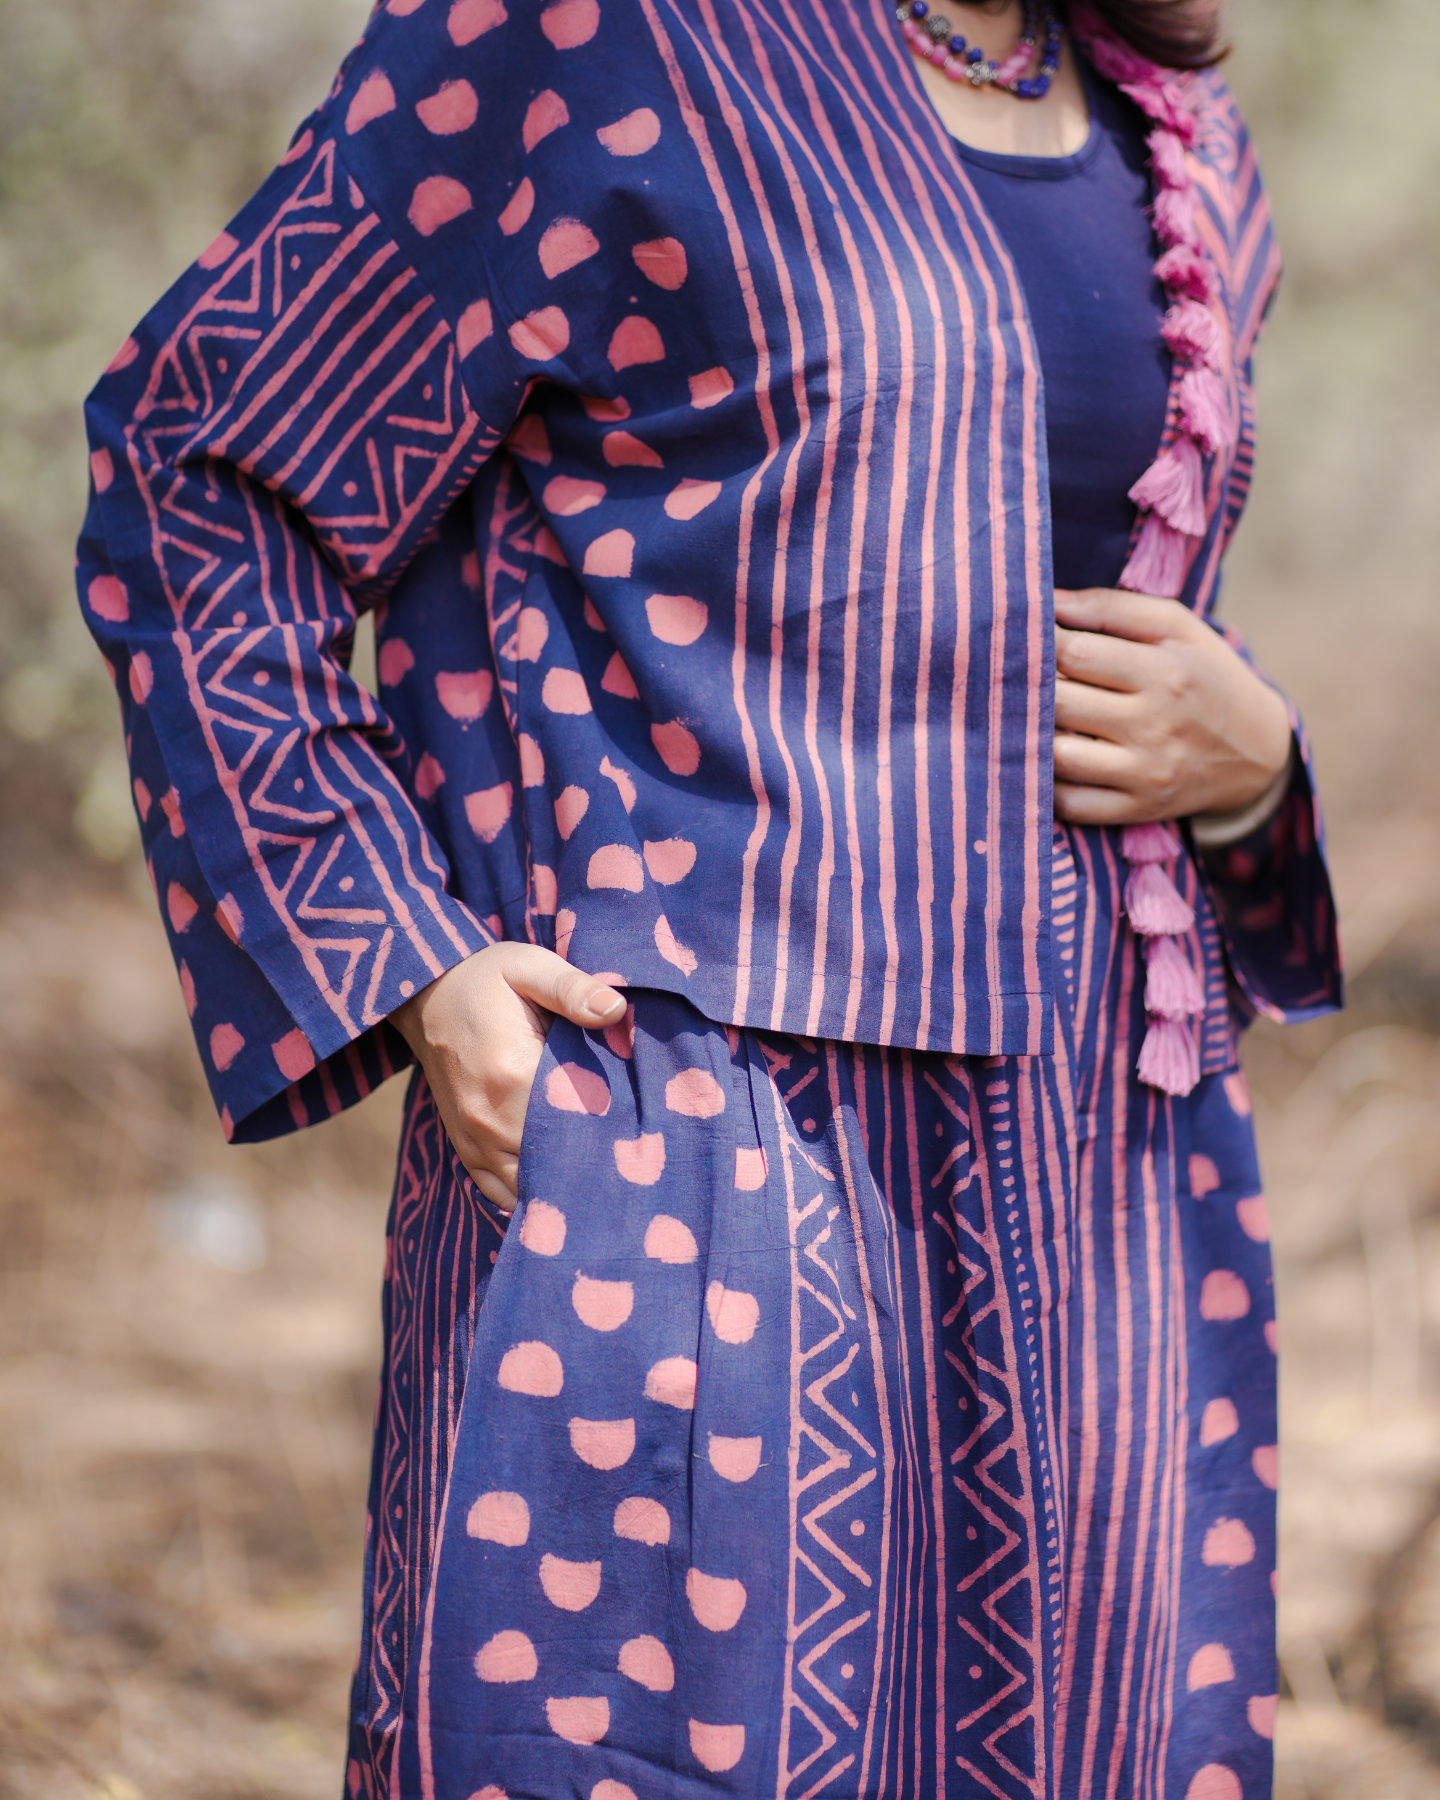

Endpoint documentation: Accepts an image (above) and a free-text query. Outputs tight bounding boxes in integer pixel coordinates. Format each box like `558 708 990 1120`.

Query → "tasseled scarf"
1066 3 1235 1096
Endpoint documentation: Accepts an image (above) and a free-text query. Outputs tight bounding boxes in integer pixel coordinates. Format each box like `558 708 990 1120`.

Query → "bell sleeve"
76 19 546 1141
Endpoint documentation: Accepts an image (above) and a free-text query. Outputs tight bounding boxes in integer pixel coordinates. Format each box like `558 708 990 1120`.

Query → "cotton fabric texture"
74 0 1342 1795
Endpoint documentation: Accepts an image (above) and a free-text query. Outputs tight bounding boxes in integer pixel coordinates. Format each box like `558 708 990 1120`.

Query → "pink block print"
613 1497 670 1546
593 1785 638 1800
614 1133 666 1185
1199 1270 1250 1321
499 178 536 236
532 855 556 913
597 108 661 156
89 576 129 626
707 1434 762 1482
632 236 688 290
1247 1695 1278 1739
448 0 507 44
539 1553 602 1611
571 1273 634 1331
587 844 644 892
272 1029 315 1082
554 786 589 838
167 882 198 933
583 530 634 577
663 478 722 520
509 306 570 360
474 1630 538 1683
542 669 592 714
665 1068 725 1118
414 752 445 798
618 1635 675 1692
1202 1518 1257 1568
457 299 493 356
178 961 196 1016
688 1721 745 1773
601 653 639 698
1199 1397 1239 1445
197 229 240 269
645 593 707 644
1186 1643 1235 1690
497 1341 563 1396
600 756 637 808
705 1282 759 1345
651 721 699 774
567 1416 635 1470
466 1491 531 1545
602 430 663 468
734 1146 767 1190
464 782 513 844
416 78 479 135
519 1200 567 1257
1190 1153 1221 1196
1185 1768 1242 1800
653 915 698 975
435 669 493 721
1225 1072 1253 1116
642 838 697 884
89 449 114 493
377 638 414 686
518 731 545 786
644 1213 696 1263
209 1023 245 1071
523 89 569 151
346 71 397 134
545 1062 611 1115
644 1356 697 1410
688 366 733 408
686 1568 747 1632
540 0 600 47
129 653 154 703
539 218 601 279
545 1696 609 1745
1252 1445 1278 1489
408 175 472 236
607 316 664 371
544 474 605 515
1236 1195 1270 1242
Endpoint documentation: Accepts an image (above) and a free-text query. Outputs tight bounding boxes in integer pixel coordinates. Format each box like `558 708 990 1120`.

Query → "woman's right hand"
389 943 627 1214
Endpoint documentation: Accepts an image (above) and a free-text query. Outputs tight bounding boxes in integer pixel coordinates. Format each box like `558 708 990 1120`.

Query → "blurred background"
0 0 1437 1793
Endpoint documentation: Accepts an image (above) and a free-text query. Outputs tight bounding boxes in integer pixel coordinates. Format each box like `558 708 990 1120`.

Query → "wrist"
1190 740 1295 849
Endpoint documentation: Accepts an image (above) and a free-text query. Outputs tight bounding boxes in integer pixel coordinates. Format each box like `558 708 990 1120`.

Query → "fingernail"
584 989 625 1020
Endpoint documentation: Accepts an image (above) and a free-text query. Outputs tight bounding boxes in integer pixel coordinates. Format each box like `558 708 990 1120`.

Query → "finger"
1055 625 1158 694
1053 675 1135 742
472 1163 520 1214
504 944 626 1027
1054 586 1194 645
1053 781 1154 827
1052 730 1136 790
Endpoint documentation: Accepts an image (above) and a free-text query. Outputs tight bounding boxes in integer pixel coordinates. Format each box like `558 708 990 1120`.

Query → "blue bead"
967 45 984 63
951 32 967 50
910 2 928 17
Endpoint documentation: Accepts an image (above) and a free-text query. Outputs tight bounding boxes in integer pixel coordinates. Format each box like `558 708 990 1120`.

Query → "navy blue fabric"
953 73 1173 591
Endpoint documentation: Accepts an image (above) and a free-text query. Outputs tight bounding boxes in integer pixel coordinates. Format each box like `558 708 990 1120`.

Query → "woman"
78 0 1340 1792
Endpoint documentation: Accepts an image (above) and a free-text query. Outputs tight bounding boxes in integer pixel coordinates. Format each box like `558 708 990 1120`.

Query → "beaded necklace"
896 0 1064 99
897 0 1231 1096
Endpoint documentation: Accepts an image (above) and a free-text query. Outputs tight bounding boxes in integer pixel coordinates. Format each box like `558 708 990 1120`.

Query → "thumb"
503 944 626 1028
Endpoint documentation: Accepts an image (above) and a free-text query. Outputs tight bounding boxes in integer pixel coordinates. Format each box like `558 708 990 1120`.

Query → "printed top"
76 0 1341 1140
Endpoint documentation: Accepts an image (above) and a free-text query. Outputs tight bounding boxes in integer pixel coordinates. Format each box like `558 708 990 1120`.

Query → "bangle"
1188 745 1296 850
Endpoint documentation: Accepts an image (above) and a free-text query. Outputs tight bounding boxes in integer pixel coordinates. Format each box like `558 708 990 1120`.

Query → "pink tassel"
1120 820 1182 864
1128 437 1207 536
1119 512 1189 599
1161 300 1223 371
1151 185 1197 249
1144 934 1206 1021
1154 245 1215 304
1125 861 1196 937
1147 127 1188 189
1136 1017 1200 1096
1177 367 1234 455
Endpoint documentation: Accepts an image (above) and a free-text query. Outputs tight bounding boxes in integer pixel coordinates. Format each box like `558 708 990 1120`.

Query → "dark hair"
1081 0 1226 69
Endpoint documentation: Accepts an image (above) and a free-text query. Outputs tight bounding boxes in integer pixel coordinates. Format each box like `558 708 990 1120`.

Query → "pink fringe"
1151 185 1197 248
1136 1018 1201 1096
1154 245 1215 304
1144 934 1206 1021
1119 512 1189 598
1125 862 1197 937
1128 437 1206 536
1147 127 1188 189
1162 300 1223 370
1120 820 1182 864
1178 366 1234 454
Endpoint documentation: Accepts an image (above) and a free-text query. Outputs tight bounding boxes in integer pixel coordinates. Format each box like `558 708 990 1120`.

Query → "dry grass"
1 0 1438 1793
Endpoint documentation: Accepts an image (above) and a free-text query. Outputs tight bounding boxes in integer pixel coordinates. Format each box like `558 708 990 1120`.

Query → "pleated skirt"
345 827 1277 1800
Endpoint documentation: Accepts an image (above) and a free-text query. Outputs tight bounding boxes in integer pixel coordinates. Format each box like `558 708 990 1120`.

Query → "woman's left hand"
1052 587 1293 827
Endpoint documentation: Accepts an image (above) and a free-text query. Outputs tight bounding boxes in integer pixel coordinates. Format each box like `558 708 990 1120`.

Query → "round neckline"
945 59 1103 180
